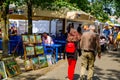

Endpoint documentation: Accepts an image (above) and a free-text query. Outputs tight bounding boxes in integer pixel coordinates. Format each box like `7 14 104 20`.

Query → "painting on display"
35 46 44 55
29 35 36 43
38 55 48 68
25 46 35 56
35 35 42 43
0 61 7 80
24 59 33 71
46 54 53 66
22 35 29 43
31 57 39 70
2 57 21 77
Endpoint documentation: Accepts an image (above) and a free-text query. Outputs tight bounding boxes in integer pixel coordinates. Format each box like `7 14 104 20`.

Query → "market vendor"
42 32 54 45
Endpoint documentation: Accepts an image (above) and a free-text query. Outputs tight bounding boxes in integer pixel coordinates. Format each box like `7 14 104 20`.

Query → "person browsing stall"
42 32 54 45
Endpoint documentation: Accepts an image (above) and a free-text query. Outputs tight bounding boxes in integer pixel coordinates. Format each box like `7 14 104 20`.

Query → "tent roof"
9 14 27 20
22 7 95 21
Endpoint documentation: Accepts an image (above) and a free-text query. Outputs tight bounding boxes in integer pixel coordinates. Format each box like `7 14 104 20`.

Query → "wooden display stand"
22 34 45 71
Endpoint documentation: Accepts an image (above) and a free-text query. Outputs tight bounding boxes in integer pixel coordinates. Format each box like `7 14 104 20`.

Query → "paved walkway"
36 51 120 80
9 50 120 80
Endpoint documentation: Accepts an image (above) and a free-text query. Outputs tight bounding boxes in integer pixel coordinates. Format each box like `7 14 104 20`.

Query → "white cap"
104 23 109 26
89 25 96 30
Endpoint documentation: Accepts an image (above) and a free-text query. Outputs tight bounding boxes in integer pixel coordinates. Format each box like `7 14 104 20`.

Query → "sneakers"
65 76 69 80
80 75 85 80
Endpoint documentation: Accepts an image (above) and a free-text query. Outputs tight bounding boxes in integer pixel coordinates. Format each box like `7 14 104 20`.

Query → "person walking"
80 25 101 80
65 23 81 80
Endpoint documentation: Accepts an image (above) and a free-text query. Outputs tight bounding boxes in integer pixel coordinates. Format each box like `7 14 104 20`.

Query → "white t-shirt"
42 36 54 44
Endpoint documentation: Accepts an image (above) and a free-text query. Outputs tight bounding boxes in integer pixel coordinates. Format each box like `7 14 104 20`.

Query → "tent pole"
49 20 52 35
63 19 67 34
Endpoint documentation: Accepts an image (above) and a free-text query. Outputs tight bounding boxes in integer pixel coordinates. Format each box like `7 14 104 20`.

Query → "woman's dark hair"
67 23 74 33
77 24 82 33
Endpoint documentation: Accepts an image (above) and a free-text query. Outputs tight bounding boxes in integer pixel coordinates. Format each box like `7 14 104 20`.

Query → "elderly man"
80 25 101 80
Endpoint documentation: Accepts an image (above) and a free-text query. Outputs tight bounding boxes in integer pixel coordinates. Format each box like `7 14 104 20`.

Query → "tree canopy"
1 0 120 22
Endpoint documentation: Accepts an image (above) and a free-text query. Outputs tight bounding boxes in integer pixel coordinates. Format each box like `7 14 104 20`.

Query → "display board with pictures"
0 61 7 80
2 57 21 77
22 34 42 44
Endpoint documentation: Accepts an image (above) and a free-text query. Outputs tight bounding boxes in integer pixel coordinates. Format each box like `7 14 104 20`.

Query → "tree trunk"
1 3 9 55
62 19 67 34
27 0 32 34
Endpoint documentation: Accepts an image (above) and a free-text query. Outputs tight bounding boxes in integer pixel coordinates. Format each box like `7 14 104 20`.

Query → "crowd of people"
64 23 120 80
100 23 120 51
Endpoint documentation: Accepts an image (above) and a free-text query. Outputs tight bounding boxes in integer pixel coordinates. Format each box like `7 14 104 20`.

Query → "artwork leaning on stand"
22 35 29 43
35 35 42 43
29 35 36 44
38 55 48 68
25 46 35 56
35 45 44 55
0 61 7 80
24 59 33 71
2 57 21 77
31 57 40 70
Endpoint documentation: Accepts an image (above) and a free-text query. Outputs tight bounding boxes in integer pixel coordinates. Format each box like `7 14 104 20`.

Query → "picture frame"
2 57 21 77
46 54 53 66
25 46 35 56
0 61 7 80
35 35 42 43
38 55 48 68
31 57 39 70
35 46 44 55
29 35 36 43
22 35 29 43
24 59 33 71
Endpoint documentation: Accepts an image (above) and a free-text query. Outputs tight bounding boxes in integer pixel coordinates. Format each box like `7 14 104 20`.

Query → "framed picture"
2 57 21 77
25 46 35 56
24 59 33 71
29 35 36 43
22 35 29 43
46 54 53 66
38 55 48 68
0 61 7 80
31 57 39 70
35 35 42 43
35 46 44 55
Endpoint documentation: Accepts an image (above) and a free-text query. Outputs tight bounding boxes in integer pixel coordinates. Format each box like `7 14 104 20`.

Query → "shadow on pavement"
93 76 101 80
13 74 42 80
95 66 104 76
106 69 120 80
107 51 120 63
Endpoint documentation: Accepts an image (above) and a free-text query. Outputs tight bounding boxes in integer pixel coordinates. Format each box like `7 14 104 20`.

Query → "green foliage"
87 0 109 22
49 0 79 11
1 0 120 22
114 0 120 17
69 0 90 12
